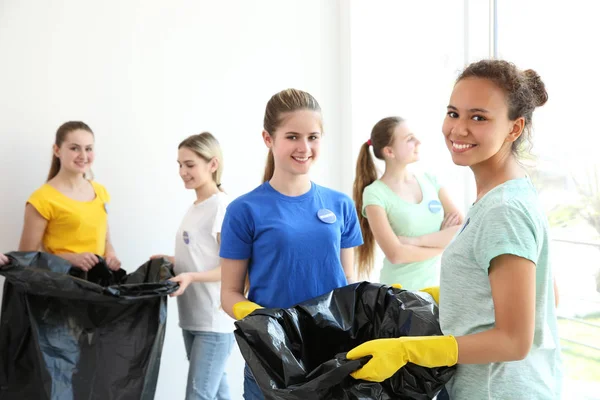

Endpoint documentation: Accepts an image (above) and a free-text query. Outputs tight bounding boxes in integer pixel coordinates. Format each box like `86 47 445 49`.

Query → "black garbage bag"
0 251 178 400
234 282 456 400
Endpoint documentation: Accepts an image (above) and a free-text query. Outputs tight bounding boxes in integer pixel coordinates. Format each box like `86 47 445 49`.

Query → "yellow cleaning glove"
419 286 440 304
347 336 458 382
233 300 263 320
391 284 439 305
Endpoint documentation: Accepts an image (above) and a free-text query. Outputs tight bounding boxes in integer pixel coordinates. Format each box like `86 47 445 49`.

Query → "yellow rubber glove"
233 300 263 320
392 283 438 304
419 286 440 304
347 336 458 382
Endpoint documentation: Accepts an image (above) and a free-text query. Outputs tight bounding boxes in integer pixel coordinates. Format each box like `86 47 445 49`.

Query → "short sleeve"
424 173 441 192
473 202 539 271
211 194 230 239
341 197 364 249
27 188 52 220
362 183 386 217
219 200 254 260
93 182 111 203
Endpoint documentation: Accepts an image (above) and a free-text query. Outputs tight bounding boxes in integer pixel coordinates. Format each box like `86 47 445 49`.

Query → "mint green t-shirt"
362 173 444 289
440 177 562 399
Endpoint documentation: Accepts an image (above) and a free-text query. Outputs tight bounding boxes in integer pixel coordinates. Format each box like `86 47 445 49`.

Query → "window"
498 1 600 397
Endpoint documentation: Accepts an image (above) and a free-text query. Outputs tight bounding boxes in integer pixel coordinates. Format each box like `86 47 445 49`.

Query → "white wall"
346 0 484 212
0 2 476 399
0 1 346 399
343 0 480 280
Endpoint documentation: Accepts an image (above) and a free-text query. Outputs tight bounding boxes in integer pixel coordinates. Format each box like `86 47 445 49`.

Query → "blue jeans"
38 318 79 400
182 330 234 400
243 364 265 400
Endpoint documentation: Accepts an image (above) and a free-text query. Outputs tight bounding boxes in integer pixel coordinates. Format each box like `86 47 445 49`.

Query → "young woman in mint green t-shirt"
352 116 463 286
348 60 562 400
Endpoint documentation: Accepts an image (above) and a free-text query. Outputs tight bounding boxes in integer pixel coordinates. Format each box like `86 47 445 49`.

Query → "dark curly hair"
457 59 548 156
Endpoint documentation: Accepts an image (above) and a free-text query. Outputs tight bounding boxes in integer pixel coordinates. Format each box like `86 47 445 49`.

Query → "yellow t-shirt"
27 181 110 256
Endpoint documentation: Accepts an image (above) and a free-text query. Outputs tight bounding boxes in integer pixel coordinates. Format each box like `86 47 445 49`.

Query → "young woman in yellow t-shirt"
18 121 121 271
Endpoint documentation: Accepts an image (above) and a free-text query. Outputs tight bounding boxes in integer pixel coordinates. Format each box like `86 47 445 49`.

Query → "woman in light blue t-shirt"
353 116 463 289
347 60 562 399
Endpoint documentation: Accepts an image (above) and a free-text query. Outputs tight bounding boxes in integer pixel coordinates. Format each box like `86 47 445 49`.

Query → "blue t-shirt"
220 181 364 309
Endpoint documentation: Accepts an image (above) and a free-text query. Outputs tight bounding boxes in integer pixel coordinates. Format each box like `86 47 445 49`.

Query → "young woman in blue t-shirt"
220 88 363 400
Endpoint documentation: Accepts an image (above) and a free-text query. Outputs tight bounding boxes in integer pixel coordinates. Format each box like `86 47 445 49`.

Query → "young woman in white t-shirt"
151 132 234 400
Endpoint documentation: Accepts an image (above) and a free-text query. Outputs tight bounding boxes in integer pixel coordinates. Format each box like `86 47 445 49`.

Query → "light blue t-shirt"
440 177 562 399
220 181 363 309
362 173 443 289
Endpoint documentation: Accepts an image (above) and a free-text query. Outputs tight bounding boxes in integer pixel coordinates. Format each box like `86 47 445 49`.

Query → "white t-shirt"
174 192 233 333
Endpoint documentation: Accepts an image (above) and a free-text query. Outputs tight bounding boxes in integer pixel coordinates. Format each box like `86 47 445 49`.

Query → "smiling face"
178 146 217 190
442 77 524 167
263 109 322 178
53 129 95 176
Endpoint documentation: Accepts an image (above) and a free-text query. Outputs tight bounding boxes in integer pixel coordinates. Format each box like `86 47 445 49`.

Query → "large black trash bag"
234 282 456 400
0 251 178 400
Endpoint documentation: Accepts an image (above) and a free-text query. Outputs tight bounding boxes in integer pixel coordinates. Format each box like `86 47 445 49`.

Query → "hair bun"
523 69 548 107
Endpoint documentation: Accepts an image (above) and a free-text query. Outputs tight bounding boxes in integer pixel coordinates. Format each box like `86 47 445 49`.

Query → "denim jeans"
38 318 79 400
243 364 265 400
182 330 234 400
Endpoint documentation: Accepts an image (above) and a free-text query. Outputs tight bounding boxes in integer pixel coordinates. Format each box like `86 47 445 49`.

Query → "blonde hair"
178 132 224 190
262 88 322 182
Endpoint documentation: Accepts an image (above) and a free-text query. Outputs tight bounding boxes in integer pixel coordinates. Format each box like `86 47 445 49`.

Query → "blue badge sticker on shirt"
183 231 190 245
428 200 442 213
317 209 336 224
